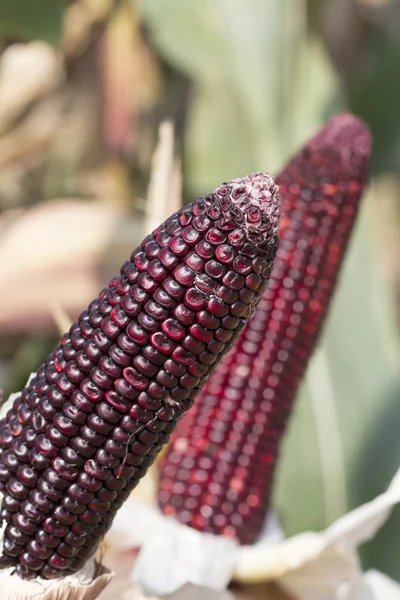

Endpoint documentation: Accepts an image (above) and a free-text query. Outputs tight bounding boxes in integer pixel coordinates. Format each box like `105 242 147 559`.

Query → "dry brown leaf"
0 97 62 168
0 42 62 136
0 199 134 333
145 121 182 234
0 562 112 600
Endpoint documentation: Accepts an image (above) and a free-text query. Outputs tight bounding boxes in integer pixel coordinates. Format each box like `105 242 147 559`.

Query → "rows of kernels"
0 173 280 579
158 114 371 544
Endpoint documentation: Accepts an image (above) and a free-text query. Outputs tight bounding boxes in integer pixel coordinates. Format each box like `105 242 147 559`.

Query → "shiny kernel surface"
0 173 280 579
158 114 371 545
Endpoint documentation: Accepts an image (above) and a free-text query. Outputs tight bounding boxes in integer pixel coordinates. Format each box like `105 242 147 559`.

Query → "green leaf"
349 28 400 175
273 195 400 542
0 0 64 45
185 83 255 195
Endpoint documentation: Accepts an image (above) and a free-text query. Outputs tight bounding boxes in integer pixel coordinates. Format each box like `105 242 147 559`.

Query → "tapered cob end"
0 172 281 581
223 173 281 248
299 113 371 181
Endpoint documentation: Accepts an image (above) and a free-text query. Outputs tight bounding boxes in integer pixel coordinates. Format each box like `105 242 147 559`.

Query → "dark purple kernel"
205 260 227 279
105 390 131 412
148 259 167 281
192 215 211 232
79 472 103 492
150 331 175 355
32 412 47 434
159 247 180 269
62 402 86 425
171 346 196 366
44 469 70 490
188 362 208 377
138 312 159 332
138 272 158 293
162 318 185 341
195 239 215 259
184 288 207 310
64 531 86 547
179 373 201 389
53 413 80 436
6 479 29 500
164 359 186 377
174 264 196 286
37 480 63 502
53 506 77 526
182 335 205 354
184 252 204 272
108 345 131 367
105 439 127 457
190 324 213 343
20 428 36 447
4 538 23 557
96 402 120 424
99 356 122 378
126 322 148 345
8 526 30 545
162 277 184 300
85 460 111 481
80 378 104 402
130 283 149 304
120 295 140 317
56 374 75 395
145 299 168 321
12 514 38 536
48 553 72 570
134 251 149 271
79 510 101 526
169 236 189 257
21 501 45 524
70 437 96 459
137 392 162 411
83 340 103 361
132 355 158 377
114 378 140 401
30 489 55 512
52 457 79 481
46 424 70 448
216 286 238 305
95 449 119 468
20 552 44 570
17 466 38 488
222 271 245 291
65 362 85 383
57 543 77 558
83 420 110 441
181 226 201 245
67 485 94 505
153 288 176 308
2 450 19 471
173 304 195 326
117 333 140 355
195 273 218 294
206 228 226 244
142 345 167 366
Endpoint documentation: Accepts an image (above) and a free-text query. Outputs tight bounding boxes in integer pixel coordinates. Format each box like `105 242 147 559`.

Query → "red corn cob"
0 173 280 580
158 114 371 544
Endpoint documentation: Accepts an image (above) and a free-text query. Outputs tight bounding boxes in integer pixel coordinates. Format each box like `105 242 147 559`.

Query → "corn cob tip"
306 113 372 176
218 172 281 249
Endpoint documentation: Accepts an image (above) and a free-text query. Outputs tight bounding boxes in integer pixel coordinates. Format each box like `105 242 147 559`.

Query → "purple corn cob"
0 173 280 579
158 114 371 544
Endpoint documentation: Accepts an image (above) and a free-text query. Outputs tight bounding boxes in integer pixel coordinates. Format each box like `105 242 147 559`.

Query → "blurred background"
1 0 400 583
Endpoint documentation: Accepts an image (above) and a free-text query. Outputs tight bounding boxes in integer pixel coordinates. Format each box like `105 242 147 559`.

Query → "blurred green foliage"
0 0 64 45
